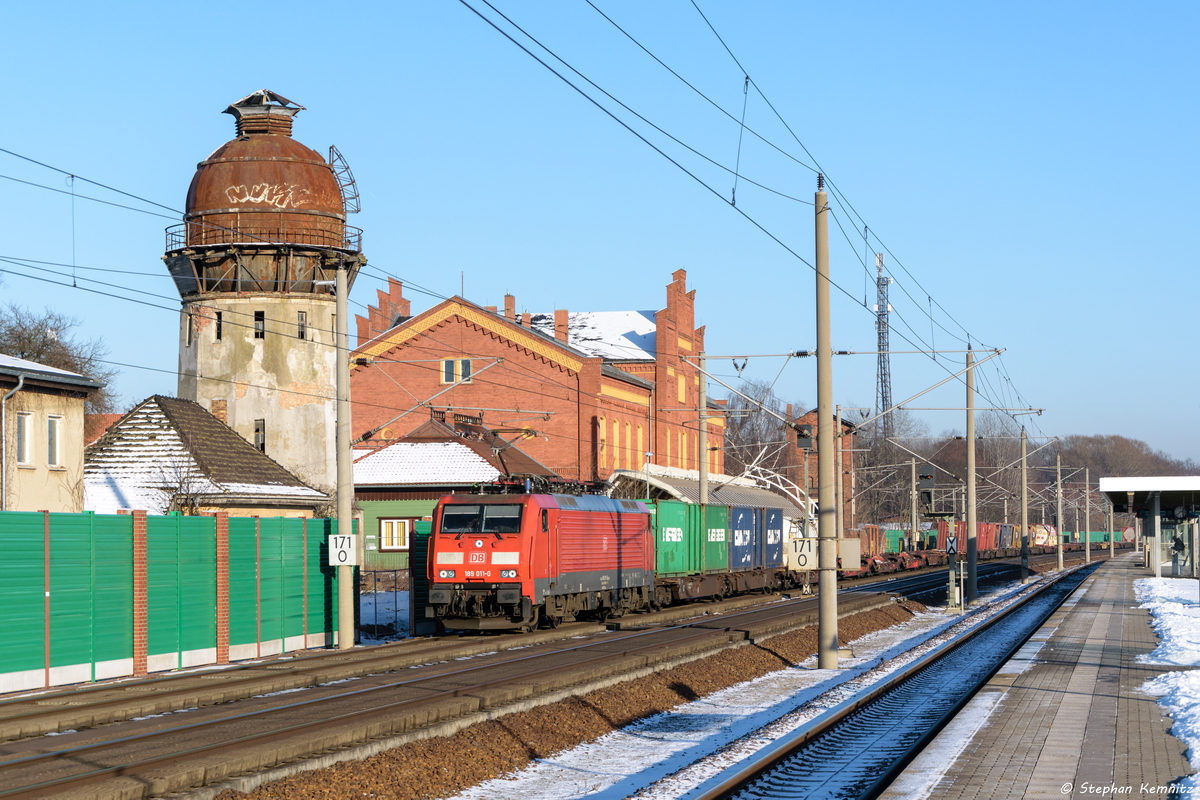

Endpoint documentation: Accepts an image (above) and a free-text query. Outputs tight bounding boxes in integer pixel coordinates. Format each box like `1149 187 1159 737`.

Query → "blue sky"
1 1 1196 463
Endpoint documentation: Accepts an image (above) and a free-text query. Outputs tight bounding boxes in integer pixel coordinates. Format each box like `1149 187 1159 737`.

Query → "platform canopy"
1099 476 1200 518
608 464 806 516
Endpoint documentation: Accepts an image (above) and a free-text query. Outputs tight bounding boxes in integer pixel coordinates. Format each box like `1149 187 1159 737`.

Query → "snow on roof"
0 353 100 387
354 441 502 486
84 397 326 514
528 310 657 360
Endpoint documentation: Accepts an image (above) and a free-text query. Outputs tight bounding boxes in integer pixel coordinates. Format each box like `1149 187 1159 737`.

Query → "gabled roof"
84 395 327 515
351 297 658 393
528 310 657 361
355 418 558 487
353 296 595 374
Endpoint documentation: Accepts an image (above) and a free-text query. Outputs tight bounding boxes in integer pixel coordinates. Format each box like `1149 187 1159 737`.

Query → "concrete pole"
336 262 355 650
1056 453 1064 571
965 348 977 602
910 458 917 552
1084 468 1091 563
699 352 708 506
836 405 844 541
1021 428 1029 583
815 176 838 669
1108 503 1114 558
1153 491 1162 578
1129 491 1138 555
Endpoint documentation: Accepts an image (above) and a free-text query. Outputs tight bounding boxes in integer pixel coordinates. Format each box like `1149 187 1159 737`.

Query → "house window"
47 416 62 467
441 359 472 384
15 412 32 465
215 311 223 341
297 311 307 340
254 311 265 339
253 419 266 452
379 518 413 551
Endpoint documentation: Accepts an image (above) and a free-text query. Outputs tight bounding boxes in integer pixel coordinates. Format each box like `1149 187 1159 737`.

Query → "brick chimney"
504 294 516 320
554 309 569 343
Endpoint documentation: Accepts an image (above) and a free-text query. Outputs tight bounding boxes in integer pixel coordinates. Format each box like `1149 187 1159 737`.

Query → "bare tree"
852 407 931 525
0 304 119 412
723 380 806 477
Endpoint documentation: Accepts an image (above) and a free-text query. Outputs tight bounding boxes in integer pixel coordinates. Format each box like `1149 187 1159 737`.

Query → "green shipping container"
651 500 690 577
885 529 903 553
649 501 730 577
702 504 730 574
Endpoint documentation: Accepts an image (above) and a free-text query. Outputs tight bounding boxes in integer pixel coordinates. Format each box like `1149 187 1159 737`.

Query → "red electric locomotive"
425 494 655 631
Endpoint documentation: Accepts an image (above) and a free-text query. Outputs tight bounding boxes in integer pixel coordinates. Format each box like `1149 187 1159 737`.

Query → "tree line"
723 380 1200 532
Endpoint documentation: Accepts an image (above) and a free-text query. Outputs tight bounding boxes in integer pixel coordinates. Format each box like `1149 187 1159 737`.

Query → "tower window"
253 419 266 452
297 311 307 340
254 311 265 339
215 311 223 341
441 359 472 384
185 312 193 346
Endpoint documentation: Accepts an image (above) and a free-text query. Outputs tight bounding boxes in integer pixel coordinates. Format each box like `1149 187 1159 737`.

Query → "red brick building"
783 406 857 527
350 270 724 482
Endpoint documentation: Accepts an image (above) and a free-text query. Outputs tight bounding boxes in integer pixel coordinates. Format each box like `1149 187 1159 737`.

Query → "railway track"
0 550 1105 799
680 562 1101 800
0 591 898 799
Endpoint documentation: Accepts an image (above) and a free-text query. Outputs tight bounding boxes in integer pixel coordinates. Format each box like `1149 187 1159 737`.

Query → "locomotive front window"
442 504 524 537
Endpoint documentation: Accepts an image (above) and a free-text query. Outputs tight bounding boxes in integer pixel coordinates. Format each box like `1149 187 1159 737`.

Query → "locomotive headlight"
500 569 517 578
438 570 456 579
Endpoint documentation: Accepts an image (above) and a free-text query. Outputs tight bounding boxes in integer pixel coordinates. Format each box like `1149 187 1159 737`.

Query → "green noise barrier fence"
0 509 347 693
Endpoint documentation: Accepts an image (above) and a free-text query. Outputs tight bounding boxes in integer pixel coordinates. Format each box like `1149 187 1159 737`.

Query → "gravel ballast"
214 601 925 800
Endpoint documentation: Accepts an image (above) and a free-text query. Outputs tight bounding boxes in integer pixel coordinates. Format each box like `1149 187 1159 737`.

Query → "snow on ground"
1137 578 1200 793
1136 578 1200 666
443 578 1049 800
359 590 411 643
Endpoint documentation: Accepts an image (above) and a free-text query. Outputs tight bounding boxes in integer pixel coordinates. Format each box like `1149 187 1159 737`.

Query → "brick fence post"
132 510 148 676
214 512 230 663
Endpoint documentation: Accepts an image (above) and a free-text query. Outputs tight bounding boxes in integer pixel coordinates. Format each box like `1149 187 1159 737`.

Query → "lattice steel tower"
874 253 893 437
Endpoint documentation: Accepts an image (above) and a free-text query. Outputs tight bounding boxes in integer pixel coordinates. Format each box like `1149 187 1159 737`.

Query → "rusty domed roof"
181 91 347 249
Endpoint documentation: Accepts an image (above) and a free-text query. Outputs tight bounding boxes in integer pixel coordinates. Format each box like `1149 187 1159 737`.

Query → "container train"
423 493 1130 631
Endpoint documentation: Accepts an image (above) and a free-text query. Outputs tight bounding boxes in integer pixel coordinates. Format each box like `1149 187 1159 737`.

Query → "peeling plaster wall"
178 294 336 492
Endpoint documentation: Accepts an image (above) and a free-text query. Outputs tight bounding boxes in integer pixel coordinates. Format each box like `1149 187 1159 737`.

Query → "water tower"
163 90 364 491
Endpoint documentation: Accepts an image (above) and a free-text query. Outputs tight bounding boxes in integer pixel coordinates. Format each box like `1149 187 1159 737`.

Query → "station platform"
880 552 1196 799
